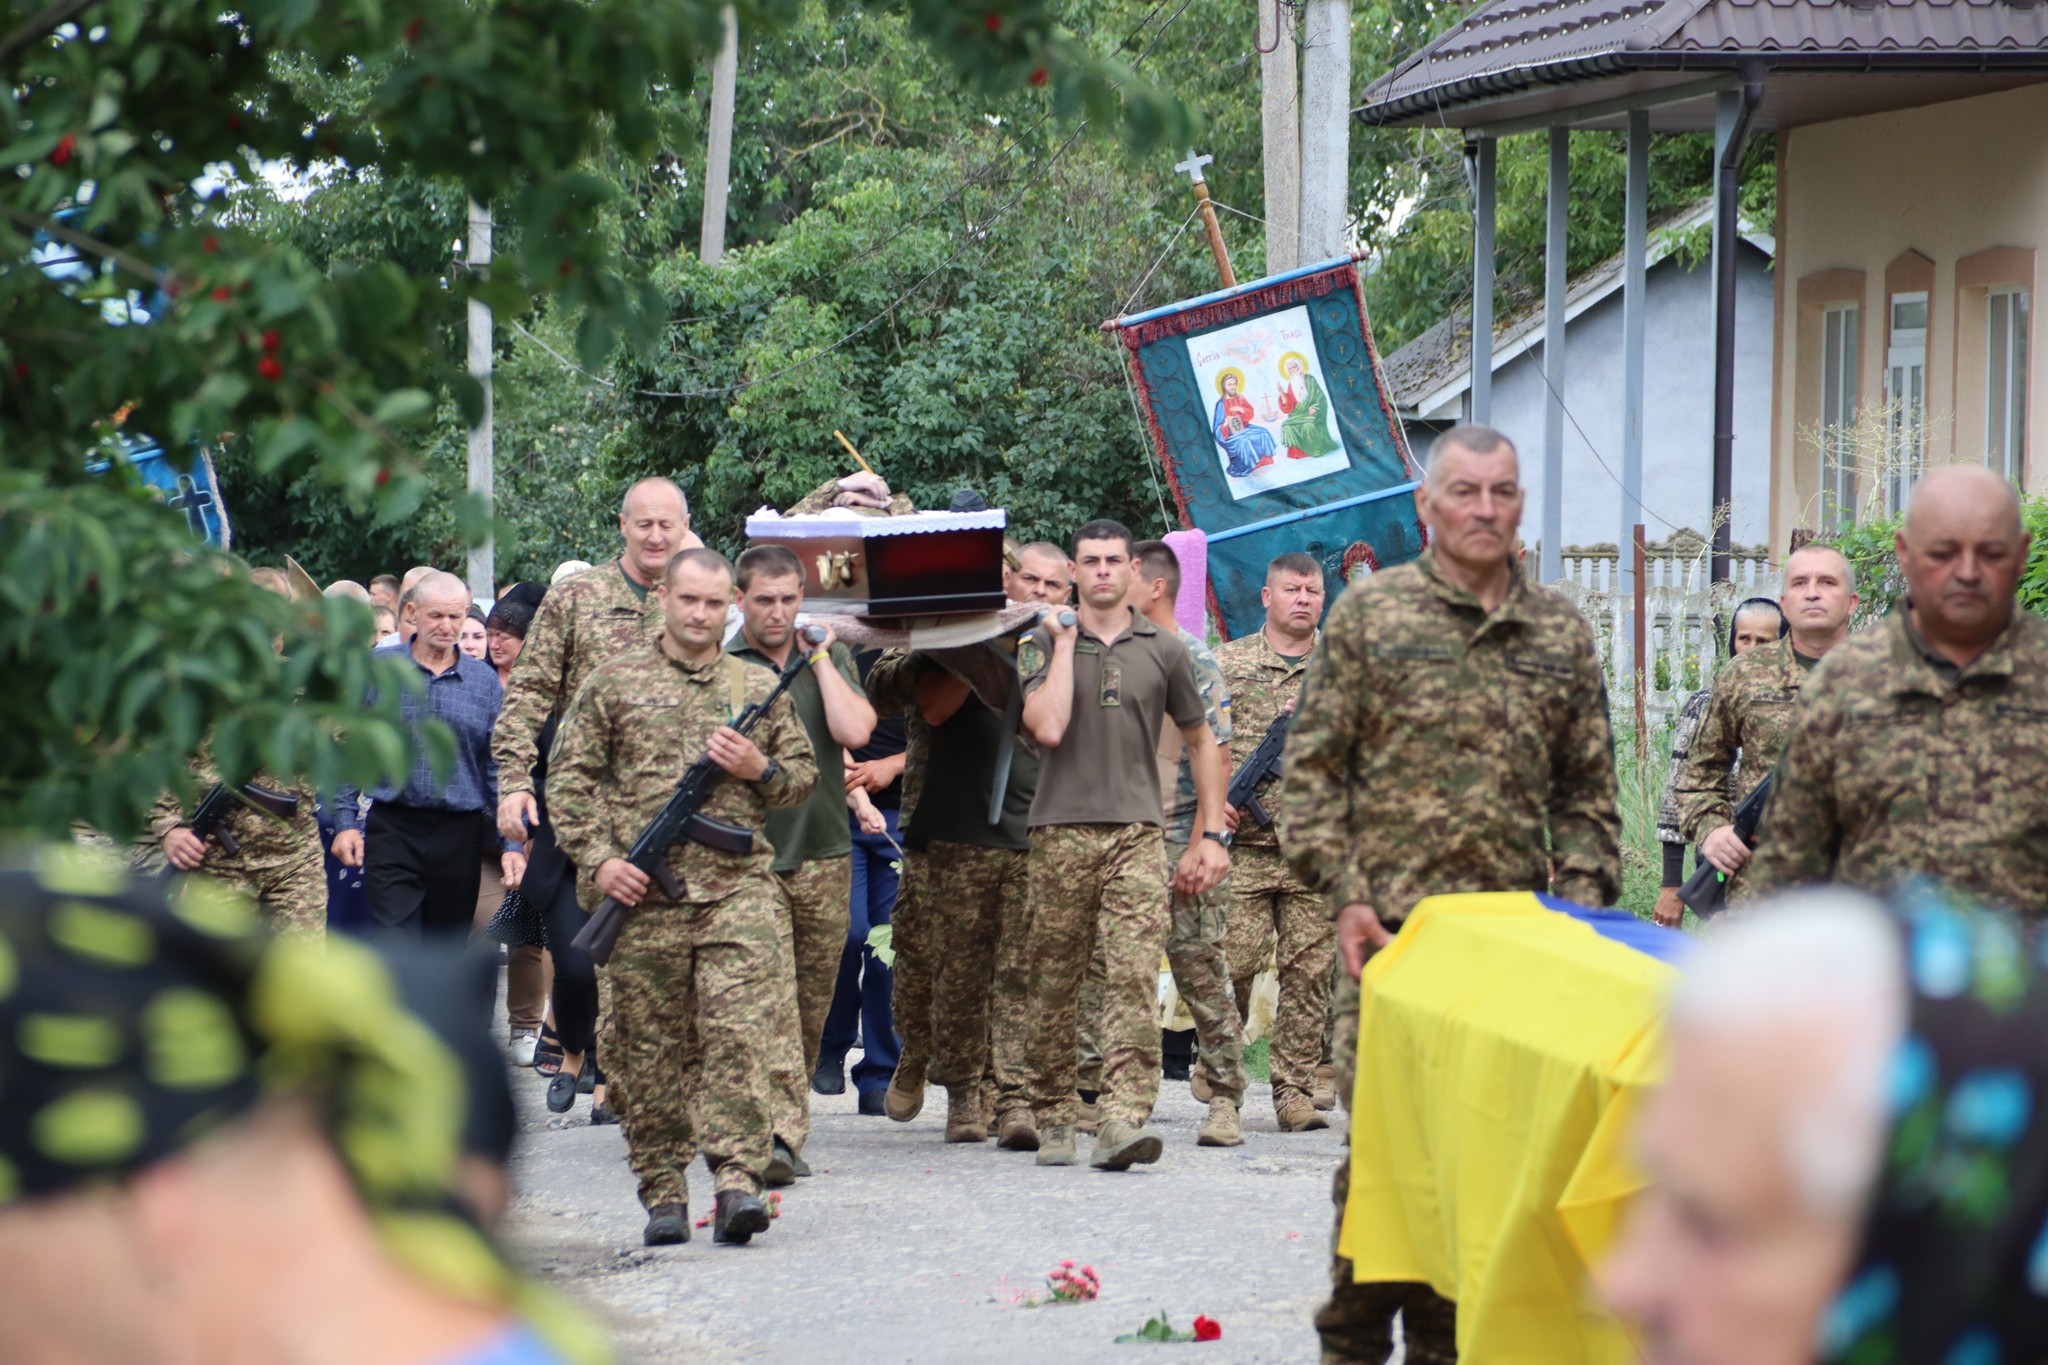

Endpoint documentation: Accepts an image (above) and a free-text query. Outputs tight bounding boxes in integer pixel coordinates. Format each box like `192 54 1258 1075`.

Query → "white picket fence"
1537 530 1778 726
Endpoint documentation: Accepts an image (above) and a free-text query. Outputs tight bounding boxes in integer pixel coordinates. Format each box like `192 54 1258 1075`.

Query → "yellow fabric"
1339 892 1673 1364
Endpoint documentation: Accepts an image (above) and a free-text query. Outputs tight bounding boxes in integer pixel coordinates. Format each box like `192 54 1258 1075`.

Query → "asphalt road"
503 1060 1349 1364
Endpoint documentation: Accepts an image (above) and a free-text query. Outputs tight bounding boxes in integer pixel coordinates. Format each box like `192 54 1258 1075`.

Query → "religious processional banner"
1341 892 1688 1362
1115 255 1423 639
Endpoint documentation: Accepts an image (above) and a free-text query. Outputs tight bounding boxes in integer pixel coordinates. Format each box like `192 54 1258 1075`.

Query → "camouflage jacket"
1677 635 1809 843
492 558 664 798
142 755 320 875
1161 627 1232 844
546 645 819 904
1213 628 1316 850
1277 549 1621 922
1748 606 2048 913
787 478 915 518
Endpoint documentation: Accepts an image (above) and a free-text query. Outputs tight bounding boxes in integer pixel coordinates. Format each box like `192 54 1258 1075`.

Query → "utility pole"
1296 0 1351 262
1258 0 1300 275
465 197 494 601
1174 150 1237 288
700 6 738 265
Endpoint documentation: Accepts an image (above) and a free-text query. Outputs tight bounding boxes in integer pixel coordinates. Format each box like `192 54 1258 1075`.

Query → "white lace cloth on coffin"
743 507 1008 538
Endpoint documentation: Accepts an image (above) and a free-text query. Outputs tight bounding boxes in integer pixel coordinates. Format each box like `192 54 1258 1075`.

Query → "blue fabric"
336 646 506 839
318 806 372 935
823 809 900 1092
431 1325 572 1365
1212 397 1280 476
1538 893 1692 966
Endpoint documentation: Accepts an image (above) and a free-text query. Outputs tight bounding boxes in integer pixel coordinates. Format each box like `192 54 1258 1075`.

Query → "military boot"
1196 1098 1243 1148
712 1190 771 1245
995 1108 1040 1152
945 1086 989 1143
764 1138 800 1187
884 1056 927 1122
1312 1062 1339 1111
1275 1091 1330 1132
643 1203 690 1246
1035 1125 1078 1166
1089 1119 1165 1171
1189 1068 1213 1103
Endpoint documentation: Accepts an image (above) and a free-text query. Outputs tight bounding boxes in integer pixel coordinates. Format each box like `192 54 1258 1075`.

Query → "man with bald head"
1750 464 2048 910
1675 542 1858 908
334 571 518 940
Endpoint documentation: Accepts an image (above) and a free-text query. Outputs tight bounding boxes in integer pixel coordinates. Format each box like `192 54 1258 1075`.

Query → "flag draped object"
1115 256 1423 639
1341 892 1686 1363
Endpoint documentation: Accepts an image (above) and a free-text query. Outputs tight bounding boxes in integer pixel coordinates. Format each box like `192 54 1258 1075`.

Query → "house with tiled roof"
1355 0 2048 573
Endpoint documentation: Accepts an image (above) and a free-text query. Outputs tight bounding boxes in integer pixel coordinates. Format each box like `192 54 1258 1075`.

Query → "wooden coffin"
744 508 1009 618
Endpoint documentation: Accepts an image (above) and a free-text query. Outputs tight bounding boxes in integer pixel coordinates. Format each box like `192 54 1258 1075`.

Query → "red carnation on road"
1192 1315 1222 1341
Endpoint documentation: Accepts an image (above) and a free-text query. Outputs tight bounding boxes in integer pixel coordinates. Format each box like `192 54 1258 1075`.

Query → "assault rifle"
573 626 825 965
1225 711 1291 830
182 782 300 856
1677 773 1774 920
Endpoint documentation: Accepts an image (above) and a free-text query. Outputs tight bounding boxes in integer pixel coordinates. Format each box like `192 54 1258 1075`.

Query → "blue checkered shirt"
335 645 506 839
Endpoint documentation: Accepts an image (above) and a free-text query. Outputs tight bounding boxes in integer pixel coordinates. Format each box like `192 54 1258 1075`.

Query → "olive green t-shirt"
1020 608 1206 829
905 661 1037 852
727 638 865 871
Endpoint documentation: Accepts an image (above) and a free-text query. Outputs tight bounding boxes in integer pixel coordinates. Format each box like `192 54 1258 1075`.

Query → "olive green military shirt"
1021 608 1206 829
727 637 865 872
1277 549 1622 922
1749 605 2048 914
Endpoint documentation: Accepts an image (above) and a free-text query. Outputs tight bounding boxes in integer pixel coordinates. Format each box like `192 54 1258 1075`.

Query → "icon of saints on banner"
1188 305 1351 502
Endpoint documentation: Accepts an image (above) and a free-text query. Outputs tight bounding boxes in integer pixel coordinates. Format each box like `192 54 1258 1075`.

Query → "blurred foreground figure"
1602 881 2048 1365
0 851 598 1365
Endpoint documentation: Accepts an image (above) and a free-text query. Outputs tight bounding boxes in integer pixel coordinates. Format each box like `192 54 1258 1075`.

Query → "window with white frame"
1820 303 1860 524
1987 286 2029 484
1885 292 1928 515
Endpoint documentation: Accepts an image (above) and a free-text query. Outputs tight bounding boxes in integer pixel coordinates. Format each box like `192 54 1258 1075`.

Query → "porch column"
1710 73 1764 582
1621 109 1648 638
1541 127 1568 585
1468 137 1497 426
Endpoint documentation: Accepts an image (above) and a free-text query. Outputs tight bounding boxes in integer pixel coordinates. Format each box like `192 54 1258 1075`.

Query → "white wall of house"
1403 245 1776 554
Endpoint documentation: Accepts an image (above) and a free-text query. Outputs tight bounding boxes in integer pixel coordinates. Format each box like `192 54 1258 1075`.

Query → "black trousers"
542 866 601 1064
365 804 492 940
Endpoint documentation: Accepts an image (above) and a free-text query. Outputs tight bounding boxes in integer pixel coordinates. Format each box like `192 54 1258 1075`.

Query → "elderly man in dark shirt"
334 570 519 939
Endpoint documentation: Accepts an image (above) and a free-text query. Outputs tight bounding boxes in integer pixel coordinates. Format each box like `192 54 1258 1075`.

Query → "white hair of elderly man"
1671 890 1907 1214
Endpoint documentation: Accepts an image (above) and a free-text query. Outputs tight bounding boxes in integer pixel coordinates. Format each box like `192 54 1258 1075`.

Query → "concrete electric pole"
1259 0 1300 275
700 6 738 265
465 197 494 602
1296 0 1352 263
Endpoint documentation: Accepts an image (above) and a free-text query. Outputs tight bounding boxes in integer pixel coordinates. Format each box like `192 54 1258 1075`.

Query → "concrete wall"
1771 83 2048 551
1402 245 1776 556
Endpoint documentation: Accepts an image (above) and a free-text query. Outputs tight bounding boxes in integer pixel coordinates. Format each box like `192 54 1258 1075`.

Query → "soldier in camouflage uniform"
1074 540 1247 1147
1279 426 1621 1365
1215 551 1337 1131
547 548 818 1247
1019 520 1229 1172
142 760 325 937
1676 544 1858 905
1751 465 2048 911
495 478 695 1116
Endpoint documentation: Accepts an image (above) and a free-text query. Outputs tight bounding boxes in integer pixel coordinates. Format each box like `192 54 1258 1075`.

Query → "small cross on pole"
1174 148 1237 288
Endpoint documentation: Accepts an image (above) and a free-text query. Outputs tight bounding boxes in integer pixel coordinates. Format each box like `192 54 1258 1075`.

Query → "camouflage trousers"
888 852 931 1072
923 842 1028 1097
768 856 851 1154
1021 823 1169 1130
1227 842 1335 1104
1316 967 1458 1364
1078 839 1246 1105
606 881 783 1207
134 843 326 940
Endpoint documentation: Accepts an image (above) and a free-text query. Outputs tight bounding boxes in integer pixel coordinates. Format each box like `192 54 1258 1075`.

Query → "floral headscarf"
1820 879 2048 1365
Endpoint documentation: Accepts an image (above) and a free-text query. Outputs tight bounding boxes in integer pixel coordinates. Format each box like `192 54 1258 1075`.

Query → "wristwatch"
1201 830 1230 846
757 760 780 785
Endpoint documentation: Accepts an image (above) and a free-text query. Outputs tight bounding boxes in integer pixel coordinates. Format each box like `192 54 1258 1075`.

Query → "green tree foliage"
1 0 1192 837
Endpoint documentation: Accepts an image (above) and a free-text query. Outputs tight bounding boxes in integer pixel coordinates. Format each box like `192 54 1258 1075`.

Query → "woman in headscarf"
1651 596 1788 927
1602 880 2048 1365
478 583 552 1067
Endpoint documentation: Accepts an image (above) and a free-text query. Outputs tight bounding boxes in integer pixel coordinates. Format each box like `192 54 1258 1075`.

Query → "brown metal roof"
1356 0 2048 131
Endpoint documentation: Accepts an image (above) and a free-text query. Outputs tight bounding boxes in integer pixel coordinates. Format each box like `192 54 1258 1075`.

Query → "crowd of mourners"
4 422 2045 1365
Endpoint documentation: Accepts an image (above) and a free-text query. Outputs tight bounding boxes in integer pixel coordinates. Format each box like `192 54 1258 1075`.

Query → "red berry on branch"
985 13 1001 30
405 17 422 41
211 285 231 302
12 362 26 379
226 113 241 130
1029 67 1048 86
557 260 575 277
50 134 75 166
202 235 218 253
257 356 283 382
375 468 392 487
262 329 281 352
